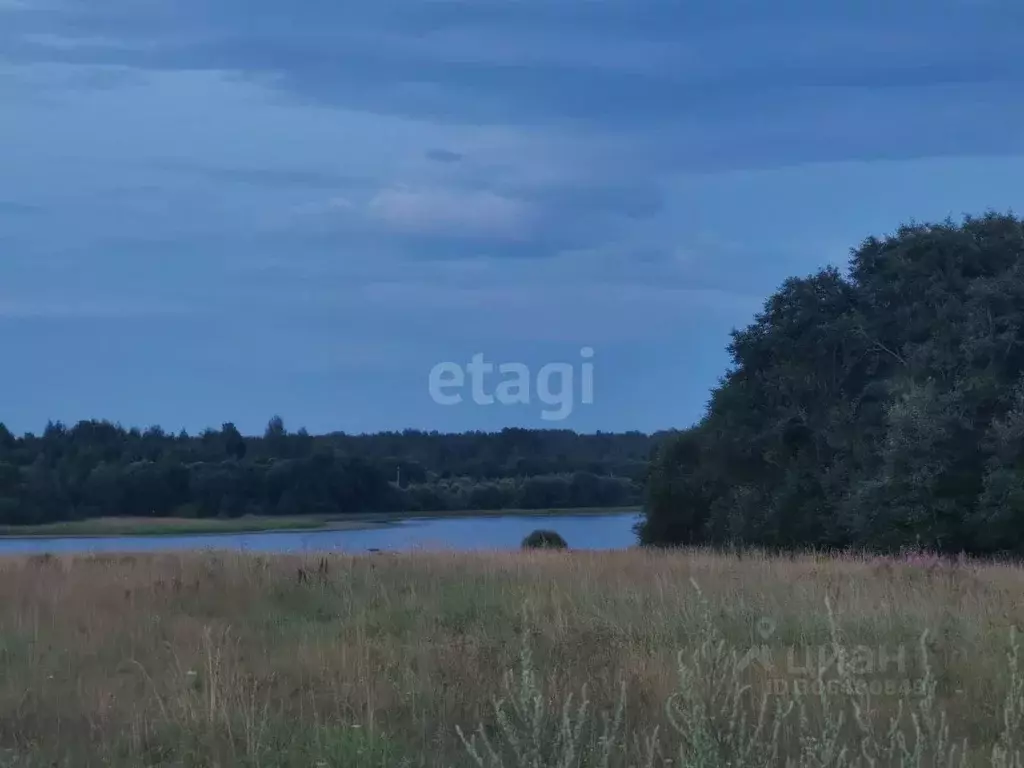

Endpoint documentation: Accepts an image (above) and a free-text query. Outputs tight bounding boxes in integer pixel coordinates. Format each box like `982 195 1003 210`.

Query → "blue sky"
2 0 1024 436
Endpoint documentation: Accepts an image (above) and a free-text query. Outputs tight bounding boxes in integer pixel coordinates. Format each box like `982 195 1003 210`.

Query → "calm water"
0 512 643 555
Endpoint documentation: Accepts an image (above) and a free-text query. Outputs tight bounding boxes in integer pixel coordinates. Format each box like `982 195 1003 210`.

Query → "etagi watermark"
428 347 594 421
737 618 926 698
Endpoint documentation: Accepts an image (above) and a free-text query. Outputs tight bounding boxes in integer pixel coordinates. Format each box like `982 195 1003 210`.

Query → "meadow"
0 516 332 538
0 548 1022 767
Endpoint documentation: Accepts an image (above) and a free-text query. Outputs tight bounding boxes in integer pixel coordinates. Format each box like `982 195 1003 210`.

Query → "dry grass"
0 516 330 538
0 548 1022 766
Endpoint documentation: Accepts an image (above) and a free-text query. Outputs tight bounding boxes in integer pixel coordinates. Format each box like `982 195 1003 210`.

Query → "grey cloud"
426 149 462 164
0 299 191 319
7 0 1024 291
364 186 533 240
0 200 42 215
282 175 667 261
514 183 664 222
6 0 1024 169
151 160 364 190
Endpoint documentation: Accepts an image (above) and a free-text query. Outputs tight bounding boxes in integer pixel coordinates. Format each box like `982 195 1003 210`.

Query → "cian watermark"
428 347 594 421
737 617 924 698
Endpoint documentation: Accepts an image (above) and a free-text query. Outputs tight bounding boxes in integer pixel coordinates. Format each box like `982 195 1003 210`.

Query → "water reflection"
0 512 643 555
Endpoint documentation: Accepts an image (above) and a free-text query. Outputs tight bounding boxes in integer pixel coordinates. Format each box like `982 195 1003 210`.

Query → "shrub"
459 581 1019 768
521 529 568 550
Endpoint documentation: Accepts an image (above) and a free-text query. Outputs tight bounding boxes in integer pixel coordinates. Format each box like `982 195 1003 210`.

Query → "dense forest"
0 421 654 525
641 212 1024 556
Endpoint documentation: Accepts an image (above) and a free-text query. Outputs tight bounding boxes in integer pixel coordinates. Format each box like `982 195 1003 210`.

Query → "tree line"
641 212 1024 556
0 421 653 525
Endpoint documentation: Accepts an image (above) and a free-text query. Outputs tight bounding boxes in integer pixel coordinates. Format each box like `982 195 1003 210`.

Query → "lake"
0 511 643 555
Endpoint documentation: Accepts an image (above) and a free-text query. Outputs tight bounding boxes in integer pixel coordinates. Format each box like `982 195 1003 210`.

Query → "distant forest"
0 421 657 525
642 213 1024 557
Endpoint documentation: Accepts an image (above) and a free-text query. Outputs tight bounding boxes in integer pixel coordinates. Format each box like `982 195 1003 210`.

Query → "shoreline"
0 506 641 540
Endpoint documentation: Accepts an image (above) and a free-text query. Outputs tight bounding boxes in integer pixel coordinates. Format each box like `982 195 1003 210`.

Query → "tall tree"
642 212 1024 555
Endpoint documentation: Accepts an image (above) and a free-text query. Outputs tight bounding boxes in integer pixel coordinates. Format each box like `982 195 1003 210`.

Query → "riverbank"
0 548 1019 766
0 506 639 538
0 516 333 538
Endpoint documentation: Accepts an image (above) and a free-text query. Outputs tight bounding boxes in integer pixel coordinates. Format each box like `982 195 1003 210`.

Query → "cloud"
152 161 363 190
280 172 665 260
0 299 192 319
365 186 535 240
426 149 462 164
20 32 152 53
5 0 1024 170
0 200 41 215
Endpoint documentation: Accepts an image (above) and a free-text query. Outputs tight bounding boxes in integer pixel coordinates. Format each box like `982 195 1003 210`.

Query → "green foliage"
456 641 638 768
521 529 569 550
0 422 649 525
458 586 1024 767
642 212 1024 555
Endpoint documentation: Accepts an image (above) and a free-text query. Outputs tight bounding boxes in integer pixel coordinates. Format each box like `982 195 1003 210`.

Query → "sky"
2 0 1024 437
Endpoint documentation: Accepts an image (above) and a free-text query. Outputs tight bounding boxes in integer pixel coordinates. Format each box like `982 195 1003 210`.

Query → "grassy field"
0 548 1021 766
0 516 333 538
0 507 638 538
